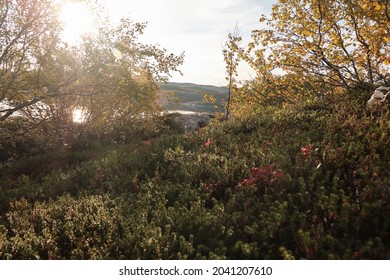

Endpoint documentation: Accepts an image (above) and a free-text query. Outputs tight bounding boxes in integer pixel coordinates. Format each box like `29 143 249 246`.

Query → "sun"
72 107 88 123
60 0 96 44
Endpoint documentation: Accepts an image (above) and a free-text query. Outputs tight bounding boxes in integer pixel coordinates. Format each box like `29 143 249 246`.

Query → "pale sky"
96 0 277 86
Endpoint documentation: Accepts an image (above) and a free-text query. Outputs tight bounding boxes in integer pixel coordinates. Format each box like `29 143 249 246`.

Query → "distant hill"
158 82 228 113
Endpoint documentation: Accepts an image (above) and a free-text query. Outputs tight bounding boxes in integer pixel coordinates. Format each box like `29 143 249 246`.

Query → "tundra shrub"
0 194 122 259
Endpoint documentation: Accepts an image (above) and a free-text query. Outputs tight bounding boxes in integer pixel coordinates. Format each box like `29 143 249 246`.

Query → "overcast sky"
100 0 277 86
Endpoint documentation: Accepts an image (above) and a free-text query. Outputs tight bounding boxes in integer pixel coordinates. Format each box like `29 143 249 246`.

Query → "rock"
169 113 214 132
367 86 389 110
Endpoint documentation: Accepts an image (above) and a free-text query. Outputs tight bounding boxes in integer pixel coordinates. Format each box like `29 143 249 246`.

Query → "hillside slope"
0 99 389 259
158 82 228 113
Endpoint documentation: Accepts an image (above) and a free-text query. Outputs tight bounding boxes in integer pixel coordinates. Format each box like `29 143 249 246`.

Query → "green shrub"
0 95 389 259
0 194 122 259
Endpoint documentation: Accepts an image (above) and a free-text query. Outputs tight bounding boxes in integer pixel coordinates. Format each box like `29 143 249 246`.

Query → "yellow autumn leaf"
302 30 313 36
361 3 368 9
374 2 382 10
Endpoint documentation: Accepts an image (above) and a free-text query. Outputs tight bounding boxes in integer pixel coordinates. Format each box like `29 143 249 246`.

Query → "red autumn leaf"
203 138 211 148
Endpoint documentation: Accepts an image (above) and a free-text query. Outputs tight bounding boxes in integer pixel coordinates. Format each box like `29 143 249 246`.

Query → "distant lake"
166 110 198 115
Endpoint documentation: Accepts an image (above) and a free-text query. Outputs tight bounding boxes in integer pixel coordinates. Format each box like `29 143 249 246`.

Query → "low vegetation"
0 94 388 259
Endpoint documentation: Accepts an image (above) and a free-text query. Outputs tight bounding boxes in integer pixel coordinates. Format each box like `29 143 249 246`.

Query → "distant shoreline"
158 82 227 114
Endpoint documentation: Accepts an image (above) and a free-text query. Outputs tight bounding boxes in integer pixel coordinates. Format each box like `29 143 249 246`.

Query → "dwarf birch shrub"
0 194 122 259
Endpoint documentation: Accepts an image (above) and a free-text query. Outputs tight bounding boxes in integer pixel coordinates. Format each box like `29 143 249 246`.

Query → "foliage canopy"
225 0 390 116
0 0 183 155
